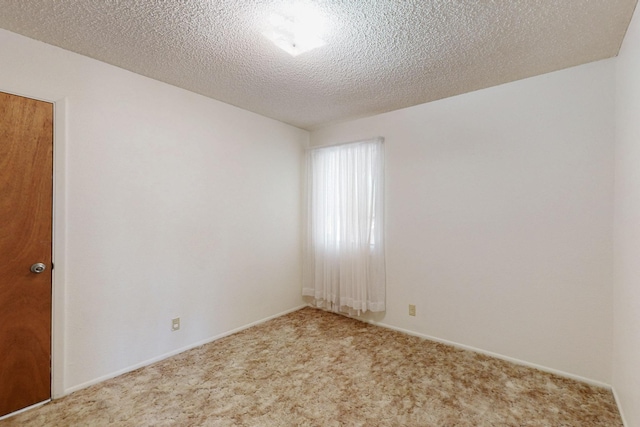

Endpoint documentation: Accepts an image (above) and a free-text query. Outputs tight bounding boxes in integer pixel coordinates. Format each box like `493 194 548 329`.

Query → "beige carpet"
2 307 622 426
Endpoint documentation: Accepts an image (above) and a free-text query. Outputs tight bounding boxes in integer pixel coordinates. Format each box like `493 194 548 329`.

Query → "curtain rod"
306 136 384 151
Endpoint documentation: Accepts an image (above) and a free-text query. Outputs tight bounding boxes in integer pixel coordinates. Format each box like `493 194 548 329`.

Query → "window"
302 138 385 315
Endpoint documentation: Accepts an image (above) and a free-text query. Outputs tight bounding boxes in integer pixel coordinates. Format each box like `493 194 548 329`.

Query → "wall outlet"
171 317 180 331
409 304 416 316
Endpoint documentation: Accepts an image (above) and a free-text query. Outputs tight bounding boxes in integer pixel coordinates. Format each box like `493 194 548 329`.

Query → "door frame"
1 88 67 400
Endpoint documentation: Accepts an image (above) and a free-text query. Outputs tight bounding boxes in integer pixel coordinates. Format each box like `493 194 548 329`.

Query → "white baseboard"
321 307 628 424
61 303 625 424
611 387 629 427
364 319 612 389
64 304 307 395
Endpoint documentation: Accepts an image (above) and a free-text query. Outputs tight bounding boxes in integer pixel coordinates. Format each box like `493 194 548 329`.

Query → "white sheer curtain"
303 138 385 315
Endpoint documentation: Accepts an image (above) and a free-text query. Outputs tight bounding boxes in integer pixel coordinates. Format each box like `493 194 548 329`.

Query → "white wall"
311 60 616 383
614 3 640 425
0 22 624 401
0 29 308 393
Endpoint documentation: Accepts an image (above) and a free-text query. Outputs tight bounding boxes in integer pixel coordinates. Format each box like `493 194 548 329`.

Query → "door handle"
30 263 46 274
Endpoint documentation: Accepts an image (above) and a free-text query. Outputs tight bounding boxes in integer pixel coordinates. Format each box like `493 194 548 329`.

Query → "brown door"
0 92 53 417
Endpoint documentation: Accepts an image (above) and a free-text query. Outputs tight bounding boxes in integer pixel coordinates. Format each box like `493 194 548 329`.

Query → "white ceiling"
0 0 637 130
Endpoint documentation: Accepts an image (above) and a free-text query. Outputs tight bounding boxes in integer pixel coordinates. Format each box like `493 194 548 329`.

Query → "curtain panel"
303 138 386 315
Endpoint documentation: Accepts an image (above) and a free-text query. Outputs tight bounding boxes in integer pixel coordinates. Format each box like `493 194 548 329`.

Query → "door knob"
30 263 46 274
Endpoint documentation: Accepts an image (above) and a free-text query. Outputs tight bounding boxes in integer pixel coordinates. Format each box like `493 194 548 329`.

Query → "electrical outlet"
171 317 180 331
409 304 416 316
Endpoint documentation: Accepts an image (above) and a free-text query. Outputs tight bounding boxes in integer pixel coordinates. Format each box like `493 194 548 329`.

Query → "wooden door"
0 92 53 417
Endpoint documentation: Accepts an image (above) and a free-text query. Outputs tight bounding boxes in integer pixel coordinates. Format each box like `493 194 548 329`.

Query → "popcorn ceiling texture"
0 0 636 129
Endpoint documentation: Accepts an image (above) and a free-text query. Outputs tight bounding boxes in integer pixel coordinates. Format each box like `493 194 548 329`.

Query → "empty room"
1 0 639 425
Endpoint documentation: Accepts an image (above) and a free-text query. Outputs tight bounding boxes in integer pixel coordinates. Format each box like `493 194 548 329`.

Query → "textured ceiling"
0 0 637 130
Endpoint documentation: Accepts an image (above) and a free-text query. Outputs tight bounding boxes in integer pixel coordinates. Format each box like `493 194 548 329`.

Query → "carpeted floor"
2 307 623 426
